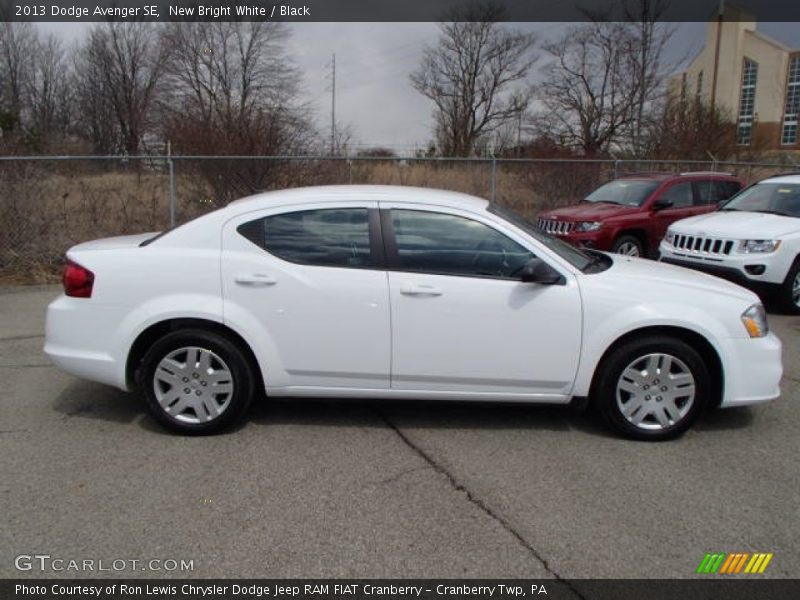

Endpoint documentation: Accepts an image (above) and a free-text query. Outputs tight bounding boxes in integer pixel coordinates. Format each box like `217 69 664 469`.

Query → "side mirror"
520 258 565 285
652 199 674 211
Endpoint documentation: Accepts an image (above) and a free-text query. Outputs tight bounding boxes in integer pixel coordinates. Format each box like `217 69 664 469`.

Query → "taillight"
63 259 94 298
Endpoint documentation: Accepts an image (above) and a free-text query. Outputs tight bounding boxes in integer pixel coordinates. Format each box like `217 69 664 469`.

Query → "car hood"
597 254 758 303
541 202 640 220
669 211 800 238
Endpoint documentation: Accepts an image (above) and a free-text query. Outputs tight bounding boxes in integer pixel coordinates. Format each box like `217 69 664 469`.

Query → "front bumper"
547 230 613 251
658 245 783 295
718 332 782 408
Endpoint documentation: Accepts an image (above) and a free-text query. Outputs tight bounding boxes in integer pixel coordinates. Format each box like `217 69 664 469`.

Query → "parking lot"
1 284 799 580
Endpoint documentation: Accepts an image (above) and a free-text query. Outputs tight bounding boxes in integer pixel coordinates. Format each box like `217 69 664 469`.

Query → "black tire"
139 329 256 435
611 234 645 257
778 258 800 315
593 335 711 441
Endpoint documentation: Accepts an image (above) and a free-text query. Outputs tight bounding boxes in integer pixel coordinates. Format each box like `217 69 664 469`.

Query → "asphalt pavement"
1 285 798 580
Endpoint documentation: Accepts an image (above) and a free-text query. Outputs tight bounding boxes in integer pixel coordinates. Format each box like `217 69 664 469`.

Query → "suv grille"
672 234 735 256
538 219 574 235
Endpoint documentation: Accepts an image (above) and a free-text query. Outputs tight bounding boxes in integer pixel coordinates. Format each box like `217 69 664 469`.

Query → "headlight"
575 221 602 232
740 240 781 253
741 304 769 338
665 230 675 244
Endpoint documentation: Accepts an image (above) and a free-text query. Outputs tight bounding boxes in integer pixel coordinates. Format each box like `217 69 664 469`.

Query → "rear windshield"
721 182 800 217
585 179 660 207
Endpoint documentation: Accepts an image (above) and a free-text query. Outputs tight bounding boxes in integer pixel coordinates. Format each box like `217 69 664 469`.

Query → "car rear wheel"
778 258 800 314
611 235 644 257
593 335 710 440
139 329 256 434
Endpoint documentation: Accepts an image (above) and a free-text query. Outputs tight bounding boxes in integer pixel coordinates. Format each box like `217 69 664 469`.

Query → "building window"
738 59 758 145
782 56 799 145
696 71 703 98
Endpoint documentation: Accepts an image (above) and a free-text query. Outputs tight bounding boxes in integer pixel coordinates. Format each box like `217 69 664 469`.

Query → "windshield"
488 204 595 271
585 179 660 207
721 182 800 217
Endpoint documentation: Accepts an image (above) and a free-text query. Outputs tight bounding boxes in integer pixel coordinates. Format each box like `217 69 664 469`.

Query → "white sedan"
45 185 782 440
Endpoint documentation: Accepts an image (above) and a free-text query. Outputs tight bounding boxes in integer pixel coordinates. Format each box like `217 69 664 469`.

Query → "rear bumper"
718 332 783 408
44 295 128 390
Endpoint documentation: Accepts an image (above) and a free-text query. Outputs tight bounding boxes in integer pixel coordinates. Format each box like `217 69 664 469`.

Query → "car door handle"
400 283 443 296
234 273 277 287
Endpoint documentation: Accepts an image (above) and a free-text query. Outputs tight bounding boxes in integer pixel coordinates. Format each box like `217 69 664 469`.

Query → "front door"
381 205 582 399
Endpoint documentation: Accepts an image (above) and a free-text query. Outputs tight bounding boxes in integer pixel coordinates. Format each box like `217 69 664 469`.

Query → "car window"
716 180 742 201
659 182 694 208
237 208 374 268
694 180 717 205
390 209 534 279
723 183 800 217
585 179 660 207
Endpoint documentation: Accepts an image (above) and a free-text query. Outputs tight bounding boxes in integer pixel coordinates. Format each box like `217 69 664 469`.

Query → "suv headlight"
665 230 675 244
575 221 602 232
740 240 781 253
741 304 769 338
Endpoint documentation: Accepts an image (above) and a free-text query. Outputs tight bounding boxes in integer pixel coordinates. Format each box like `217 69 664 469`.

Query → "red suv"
536 172 744 257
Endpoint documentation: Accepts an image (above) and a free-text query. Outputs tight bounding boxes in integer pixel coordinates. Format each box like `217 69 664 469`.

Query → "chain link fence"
0 154 797 282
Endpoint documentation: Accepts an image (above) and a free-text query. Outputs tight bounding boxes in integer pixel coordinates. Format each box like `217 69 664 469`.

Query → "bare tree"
26 34 73 150
410 2 537 157
161 21 314 201
0 22 36 135
75 23 167 155
162 21 298 127
651 94 737 159
535 0 674 157
611 0 677 154
535 22 641 156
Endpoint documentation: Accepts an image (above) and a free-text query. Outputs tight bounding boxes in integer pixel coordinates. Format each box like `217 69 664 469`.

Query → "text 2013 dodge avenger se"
45 186 782 440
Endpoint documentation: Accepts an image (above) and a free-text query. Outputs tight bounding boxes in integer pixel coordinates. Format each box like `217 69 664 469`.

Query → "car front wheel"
779 258 800 314
611 234 644 257
594 335 710 440
139 329 256 434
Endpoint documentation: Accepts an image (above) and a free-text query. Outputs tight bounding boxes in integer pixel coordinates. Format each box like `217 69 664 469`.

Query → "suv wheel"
612 235 644 257
139 329 256 434
779 258 800 314
594 335 710 440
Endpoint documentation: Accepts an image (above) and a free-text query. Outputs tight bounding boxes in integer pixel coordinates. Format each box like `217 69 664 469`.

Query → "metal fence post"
167 142 176 228
490 157 497 203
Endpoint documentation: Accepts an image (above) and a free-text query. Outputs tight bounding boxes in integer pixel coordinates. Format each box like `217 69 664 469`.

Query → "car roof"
759 173 800 184
227 184 489 213
618 172 739 181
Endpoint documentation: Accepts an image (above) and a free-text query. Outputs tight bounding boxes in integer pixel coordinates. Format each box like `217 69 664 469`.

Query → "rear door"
221 202 391 391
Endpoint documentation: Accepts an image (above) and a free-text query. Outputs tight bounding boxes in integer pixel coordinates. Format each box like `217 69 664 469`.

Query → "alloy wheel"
616 242 641 256
793 271 800 308
615 353 696 431
153 346 234 423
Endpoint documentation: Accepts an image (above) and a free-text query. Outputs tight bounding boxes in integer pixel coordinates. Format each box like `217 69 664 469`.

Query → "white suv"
659 174 800 313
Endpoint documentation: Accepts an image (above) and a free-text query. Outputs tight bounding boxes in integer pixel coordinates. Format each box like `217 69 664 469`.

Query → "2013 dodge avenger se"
44 186 782 440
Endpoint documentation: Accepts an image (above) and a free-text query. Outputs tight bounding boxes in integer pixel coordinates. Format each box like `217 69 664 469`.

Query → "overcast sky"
38 21 799 154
